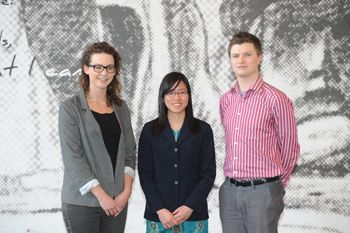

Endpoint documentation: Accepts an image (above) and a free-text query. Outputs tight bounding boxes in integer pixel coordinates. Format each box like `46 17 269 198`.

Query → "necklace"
170 123 183 131
168 114 185 131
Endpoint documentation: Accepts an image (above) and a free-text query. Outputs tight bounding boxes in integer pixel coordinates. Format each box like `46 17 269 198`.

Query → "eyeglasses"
88 64 116 73
165 91 188 96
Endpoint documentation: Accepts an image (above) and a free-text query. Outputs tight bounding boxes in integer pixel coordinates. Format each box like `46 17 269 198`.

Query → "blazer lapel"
112 103 125 178
176 118 190 145
161 118 191 146
112 103 125 135
162 121 177 146
79 90 103 139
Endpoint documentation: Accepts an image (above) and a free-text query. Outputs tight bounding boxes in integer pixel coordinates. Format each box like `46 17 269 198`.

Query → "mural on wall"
0 0 349 232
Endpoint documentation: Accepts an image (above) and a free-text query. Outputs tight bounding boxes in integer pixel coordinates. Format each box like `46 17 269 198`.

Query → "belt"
229 176 280 187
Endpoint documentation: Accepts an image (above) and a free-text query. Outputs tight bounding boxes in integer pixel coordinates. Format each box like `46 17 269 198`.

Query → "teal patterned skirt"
146 220 208 233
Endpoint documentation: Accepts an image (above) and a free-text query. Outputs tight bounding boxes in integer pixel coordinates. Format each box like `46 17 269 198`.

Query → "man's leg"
243 179 285 233
219 178 248 233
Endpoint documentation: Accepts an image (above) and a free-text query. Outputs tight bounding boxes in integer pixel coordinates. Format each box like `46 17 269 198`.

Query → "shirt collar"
230 75 264 94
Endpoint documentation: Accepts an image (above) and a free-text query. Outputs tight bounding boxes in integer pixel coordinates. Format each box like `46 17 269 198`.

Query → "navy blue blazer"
138 118 216 221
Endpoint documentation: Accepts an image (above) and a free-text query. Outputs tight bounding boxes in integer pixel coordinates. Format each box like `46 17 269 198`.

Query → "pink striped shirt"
220 76 300 188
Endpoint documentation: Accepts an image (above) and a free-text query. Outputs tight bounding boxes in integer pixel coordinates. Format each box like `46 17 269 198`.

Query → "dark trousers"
62 202 128 233
219 177 284 233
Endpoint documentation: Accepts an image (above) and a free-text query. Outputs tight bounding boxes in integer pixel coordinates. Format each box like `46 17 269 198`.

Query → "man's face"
262 2 350 175
230 42 262 80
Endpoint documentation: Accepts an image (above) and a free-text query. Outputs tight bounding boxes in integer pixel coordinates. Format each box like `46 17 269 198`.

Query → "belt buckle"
230 178 249 187
236 180 246 187
230 179 239 186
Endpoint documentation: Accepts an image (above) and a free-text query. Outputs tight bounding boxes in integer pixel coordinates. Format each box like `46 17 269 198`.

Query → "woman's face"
84 53 115 92
164 81 189 117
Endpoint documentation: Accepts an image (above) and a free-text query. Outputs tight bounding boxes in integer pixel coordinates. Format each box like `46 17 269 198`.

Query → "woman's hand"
112 173 133 216
172 205 193 224
99 193 119 216
157 208 179 229
114 190 131 216
90 185 119 216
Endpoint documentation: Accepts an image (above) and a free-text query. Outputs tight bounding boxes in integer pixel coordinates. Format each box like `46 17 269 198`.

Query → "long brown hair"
78 42 123 106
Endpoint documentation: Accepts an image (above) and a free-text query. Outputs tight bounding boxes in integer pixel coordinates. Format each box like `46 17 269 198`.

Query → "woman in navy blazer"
59 42 136 233
138 72 216 232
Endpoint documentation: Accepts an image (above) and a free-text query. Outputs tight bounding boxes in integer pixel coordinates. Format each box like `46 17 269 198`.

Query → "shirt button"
174 164 178 168
241 99 244 102
174 148 178 152
175 181 178 185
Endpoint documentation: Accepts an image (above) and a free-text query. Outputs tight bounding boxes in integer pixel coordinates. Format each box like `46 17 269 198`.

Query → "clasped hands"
99 191 130 217
157 205 193 229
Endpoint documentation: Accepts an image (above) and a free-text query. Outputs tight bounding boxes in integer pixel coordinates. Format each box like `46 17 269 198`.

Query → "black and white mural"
0 0 349 232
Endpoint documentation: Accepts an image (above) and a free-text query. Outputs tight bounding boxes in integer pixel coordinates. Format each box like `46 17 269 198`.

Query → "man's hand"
156 208 179 229
173 205 193 224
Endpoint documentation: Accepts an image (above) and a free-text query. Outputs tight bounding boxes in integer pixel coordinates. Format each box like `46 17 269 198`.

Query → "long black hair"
151 72 200 137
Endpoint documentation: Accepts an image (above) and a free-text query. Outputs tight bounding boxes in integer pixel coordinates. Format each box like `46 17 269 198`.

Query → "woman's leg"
99 203 128 233
62 202 102 233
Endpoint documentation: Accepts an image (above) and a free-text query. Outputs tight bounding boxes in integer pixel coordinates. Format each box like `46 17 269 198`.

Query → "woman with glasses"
59 42 136 233
138 72 216 233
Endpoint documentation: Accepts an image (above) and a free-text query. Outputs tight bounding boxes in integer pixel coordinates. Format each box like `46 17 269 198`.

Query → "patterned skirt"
146 220 208 233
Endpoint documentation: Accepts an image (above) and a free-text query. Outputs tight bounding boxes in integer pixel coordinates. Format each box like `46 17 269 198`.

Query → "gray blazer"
59 89 136 207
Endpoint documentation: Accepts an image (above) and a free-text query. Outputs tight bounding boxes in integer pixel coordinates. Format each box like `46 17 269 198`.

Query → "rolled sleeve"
79 179 100 195
124 166 135 179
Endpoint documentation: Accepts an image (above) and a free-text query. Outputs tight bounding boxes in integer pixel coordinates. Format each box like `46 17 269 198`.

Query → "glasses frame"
165 91 188 97
87 64 116 73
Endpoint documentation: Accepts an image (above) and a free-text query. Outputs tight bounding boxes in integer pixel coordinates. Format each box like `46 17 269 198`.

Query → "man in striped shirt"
219 31 300 233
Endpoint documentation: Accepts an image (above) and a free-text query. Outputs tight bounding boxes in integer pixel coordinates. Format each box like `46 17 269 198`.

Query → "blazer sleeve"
138 124 166 214
121 102 136 171
59 102 96 190
184 124 216 213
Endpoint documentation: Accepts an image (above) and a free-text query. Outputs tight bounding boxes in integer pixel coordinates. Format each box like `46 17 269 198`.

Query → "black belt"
229 176 280 187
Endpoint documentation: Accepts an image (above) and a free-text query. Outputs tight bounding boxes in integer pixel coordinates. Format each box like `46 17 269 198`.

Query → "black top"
91 110 121 174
